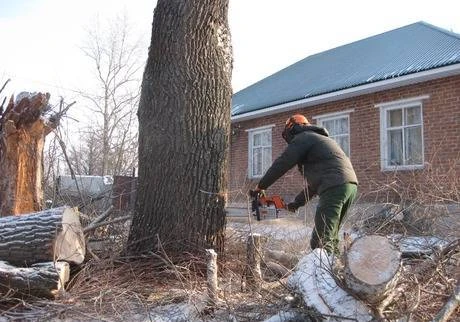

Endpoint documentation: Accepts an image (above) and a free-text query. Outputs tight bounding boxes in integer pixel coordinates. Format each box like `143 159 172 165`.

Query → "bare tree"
127 0 232 255
72 13 143 176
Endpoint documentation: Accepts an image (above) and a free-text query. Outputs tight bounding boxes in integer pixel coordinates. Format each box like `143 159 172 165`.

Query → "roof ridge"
288 22 425 66
417 20 460 40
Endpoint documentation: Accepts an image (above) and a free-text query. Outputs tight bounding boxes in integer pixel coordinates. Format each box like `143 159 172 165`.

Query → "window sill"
381 164 424 172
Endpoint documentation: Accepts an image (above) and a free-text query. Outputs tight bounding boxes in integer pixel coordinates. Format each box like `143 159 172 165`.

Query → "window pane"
261 131 271 145
338 136 349 156
253 133 261 146
388 109 402 127
405 106 421 125
253 147 262 176
323 120 336 135
262 147 271 172
405 127 422 164
388 129 403 165
250 129 272 177
337 118 348 134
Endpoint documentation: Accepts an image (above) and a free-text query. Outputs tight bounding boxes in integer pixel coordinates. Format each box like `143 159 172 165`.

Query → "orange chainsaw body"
259 195 286 210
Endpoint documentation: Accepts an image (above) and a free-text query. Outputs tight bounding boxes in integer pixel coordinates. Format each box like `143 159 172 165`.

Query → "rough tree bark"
0 207 85 266
0 261 69 298
127 0 232 255
0 92 69 216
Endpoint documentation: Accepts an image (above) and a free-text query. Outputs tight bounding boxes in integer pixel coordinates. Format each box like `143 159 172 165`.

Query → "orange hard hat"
285 114 309 129
282 114 309 143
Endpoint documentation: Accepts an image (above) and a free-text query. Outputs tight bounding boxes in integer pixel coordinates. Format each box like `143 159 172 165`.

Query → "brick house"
229 21 460 207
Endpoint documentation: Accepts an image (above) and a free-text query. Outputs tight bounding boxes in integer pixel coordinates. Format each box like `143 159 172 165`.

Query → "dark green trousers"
310 183 357 254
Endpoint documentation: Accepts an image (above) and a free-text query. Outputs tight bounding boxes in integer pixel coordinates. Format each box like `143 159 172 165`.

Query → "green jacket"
258 125 358 206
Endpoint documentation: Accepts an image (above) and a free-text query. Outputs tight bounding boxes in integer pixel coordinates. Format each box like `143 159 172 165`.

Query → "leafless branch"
83 215 131 233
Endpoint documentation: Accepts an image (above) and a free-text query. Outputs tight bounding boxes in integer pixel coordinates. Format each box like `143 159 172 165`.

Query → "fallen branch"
83 206 115 233
83 215 131 234
0 79 10 96
432 283 460 322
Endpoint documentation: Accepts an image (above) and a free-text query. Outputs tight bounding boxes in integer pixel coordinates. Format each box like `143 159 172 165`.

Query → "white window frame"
376 95 427 171
246 124 274 178
314 109 353 157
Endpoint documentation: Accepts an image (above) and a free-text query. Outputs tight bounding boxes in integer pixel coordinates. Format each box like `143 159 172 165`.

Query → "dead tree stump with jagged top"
0 92 71 216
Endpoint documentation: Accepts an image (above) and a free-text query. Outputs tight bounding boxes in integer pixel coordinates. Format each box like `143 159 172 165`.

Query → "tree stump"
206 249 218 305
246 233 263 288
0 92 55 215
344 235 401 304
0 260 69 298
0 207 86 266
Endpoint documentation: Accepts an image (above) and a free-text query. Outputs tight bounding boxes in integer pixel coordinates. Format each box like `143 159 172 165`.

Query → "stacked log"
0 261 69 297
0 207 85 297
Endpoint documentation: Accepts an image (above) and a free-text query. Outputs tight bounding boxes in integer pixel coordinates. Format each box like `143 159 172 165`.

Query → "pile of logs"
0 207 85 297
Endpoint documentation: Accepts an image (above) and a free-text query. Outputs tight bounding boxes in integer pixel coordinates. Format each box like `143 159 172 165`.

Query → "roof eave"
231 64 460 123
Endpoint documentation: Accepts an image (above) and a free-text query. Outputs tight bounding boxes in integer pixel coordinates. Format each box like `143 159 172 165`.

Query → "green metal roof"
232 21 460 117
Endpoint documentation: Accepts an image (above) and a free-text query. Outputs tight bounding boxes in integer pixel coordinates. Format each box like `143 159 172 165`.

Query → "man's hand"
249 187 265 198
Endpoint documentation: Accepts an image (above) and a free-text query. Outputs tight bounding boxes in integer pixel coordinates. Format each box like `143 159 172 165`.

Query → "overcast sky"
1 0 460 104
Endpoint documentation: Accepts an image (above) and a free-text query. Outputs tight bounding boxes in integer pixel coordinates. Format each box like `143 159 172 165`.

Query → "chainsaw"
249 190 286 221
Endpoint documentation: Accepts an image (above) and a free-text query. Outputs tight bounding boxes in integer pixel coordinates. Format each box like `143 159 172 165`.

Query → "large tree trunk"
127 0 232 255
0 92 55 216
0 207 85 266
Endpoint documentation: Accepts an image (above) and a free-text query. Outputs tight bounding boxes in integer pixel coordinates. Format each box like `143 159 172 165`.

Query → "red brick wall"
229 75 460 206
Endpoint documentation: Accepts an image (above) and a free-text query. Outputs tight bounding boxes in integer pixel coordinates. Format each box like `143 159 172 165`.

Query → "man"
253 114 358 254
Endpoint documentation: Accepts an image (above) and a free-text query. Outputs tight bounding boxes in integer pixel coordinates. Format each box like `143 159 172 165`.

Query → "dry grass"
0 215 311 321
389 240 459 321
0 208 458 321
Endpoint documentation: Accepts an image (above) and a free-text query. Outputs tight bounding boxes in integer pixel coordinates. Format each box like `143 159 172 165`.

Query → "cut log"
265 261 290 279
288 249 373 321
344 235 401 304
0 260 69 298
265 249 299 269
0 207 85 265
389 234 451 258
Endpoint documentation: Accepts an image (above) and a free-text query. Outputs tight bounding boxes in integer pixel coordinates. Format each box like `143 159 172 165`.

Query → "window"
377 96 426 170
315 111 352 156
247 125 273 178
